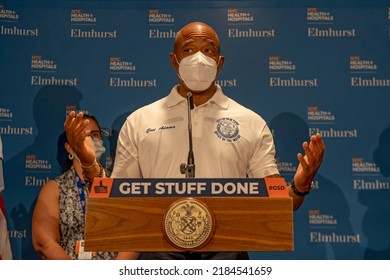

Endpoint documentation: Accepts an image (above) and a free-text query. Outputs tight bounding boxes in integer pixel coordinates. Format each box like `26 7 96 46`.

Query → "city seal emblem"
163 198 214 250
214 117 241 142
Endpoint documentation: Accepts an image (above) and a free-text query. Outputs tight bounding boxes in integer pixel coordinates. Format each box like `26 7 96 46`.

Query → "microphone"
180 92 195 178
188 91 195 110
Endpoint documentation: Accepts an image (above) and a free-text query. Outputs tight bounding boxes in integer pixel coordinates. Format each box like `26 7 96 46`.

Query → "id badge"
76 240 93 260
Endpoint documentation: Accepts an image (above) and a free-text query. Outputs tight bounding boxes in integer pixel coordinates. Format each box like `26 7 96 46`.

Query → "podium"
84 178 293 252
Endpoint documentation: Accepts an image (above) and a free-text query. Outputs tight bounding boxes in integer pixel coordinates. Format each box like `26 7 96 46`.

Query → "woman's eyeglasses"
90 130 103 141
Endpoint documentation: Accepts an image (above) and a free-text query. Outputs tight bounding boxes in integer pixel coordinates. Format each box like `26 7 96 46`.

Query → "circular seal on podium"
163 198 214 250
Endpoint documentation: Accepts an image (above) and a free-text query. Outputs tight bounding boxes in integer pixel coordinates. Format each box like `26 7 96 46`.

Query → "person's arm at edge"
32 180 71 259
266 133 325 211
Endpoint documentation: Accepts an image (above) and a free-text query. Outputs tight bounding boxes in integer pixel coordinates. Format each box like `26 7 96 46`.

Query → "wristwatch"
291 180 314 196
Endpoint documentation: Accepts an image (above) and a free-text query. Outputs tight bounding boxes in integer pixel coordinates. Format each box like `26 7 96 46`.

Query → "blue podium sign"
90 177 288 198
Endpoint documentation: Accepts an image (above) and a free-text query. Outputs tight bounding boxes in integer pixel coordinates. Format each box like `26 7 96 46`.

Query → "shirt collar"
166 84 229 110
166 85 186 108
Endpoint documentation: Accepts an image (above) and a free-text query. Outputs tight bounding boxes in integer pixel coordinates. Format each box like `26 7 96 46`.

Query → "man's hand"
293 133 325 193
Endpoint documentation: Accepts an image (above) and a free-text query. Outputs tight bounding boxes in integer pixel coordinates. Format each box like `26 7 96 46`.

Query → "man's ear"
170 52 179 70
217 56 225 73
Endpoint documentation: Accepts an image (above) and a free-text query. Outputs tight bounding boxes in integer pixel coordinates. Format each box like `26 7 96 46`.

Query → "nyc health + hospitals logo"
25 154 52 171
307 7 356 37
25 154 51 188
70 8 117 38
306 8 334 23
71 9 97 24
108 56 157 88
148 9 174 24
349 55 390 88
31 55 57 71
307 106 335 124
268 56 318 87
350 56 390 87
352 158 380 174
268 56 296 72
227 9 254 23
30 55 77 86
0 108 33 136
308 209 361 244
227 8 275 38
352 157 390 191
0 5 38 36
0 5 19 21
306 106 358 139
350 56 377 72
148 9 176 39
0 108 13 120
309 210 337 226
109 57 136 73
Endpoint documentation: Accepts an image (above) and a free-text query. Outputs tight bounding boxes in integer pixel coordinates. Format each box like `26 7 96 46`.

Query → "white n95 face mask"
91 139 106 161
177 51 218 92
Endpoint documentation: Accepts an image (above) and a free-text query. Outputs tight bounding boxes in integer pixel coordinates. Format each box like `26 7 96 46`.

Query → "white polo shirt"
112 85 279 179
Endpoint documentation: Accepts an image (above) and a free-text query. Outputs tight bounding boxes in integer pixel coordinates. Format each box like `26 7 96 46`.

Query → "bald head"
174 22 221 53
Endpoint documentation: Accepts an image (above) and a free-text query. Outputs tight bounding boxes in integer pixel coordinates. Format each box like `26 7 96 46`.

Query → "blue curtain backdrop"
1 0 389 259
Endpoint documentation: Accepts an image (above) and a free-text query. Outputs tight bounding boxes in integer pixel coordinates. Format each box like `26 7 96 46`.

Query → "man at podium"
64 22 325 260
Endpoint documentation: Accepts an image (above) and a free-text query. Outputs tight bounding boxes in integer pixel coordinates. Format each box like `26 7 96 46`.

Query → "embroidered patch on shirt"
214 117 241 142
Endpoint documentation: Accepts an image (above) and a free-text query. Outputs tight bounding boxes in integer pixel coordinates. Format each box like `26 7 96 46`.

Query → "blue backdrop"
1 0 389 260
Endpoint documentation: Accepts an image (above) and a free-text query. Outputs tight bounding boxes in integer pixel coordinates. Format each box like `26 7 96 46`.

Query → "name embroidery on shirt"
214 117 241 142
146 125 176 134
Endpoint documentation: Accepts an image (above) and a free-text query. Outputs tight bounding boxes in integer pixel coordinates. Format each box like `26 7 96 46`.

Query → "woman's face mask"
91 139 106 161
176 51 219 92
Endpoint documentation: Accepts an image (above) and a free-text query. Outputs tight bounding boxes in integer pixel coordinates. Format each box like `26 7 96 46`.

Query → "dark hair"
56 114 101 173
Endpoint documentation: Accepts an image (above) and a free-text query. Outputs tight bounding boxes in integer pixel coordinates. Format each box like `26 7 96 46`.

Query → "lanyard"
76 175 86 216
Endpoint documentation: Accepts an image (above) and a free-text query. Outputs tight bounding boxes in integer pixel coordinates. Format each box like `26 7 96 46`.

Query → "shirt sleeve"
247 123 280 178
111 117 142 178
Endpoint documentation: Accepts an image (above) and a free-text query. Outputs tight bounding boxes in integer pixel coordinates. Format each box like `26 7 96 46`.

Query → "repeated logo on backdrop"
0 108 33 136
308 108 358 139
108 56 157 88
352 158 389 190
268 56 318 87
226 8 275 38
0 108 13 120
70 9 116 38
306 8 356 37
0 4 38 36
30 55 78 86
307 106 336 125
70 9 97 24
148 9 176 39
350 56 390 87
24 154 52 187
0 5 19 21
308 209 361 244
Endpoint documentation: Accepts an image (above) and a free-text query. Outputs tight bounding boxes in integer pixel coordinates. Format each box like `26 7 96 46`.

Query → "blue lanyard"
76 175 86 216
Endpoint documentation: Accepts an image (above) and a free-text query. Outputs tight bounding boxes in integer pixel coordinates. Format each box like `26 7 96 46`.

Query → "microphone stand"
180 92 195 178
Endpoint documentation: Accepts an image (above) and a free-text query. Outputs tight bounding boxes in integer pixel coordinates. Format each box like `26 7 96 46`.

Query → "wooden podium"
84 178 293 252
